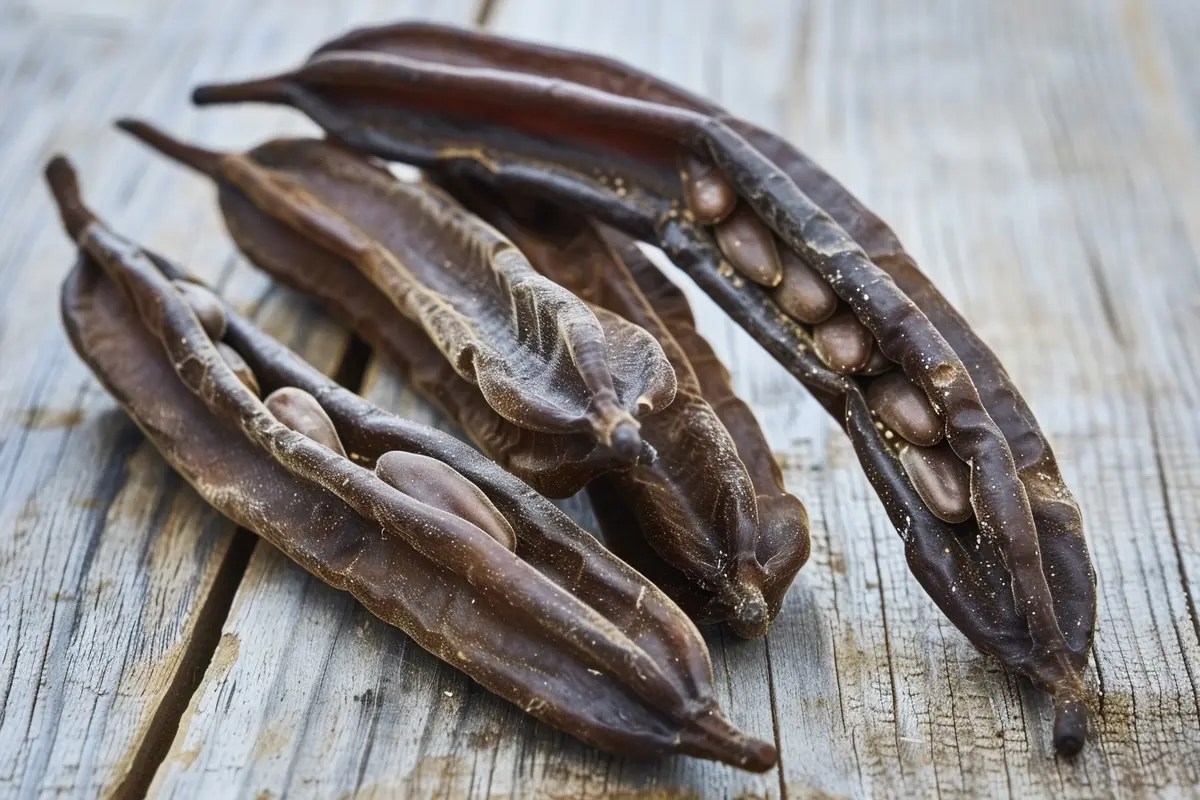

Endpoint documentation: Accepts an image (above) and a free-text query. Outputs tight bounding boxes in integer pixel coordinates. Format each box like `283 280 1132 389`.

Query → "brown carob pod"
443 181 809 637
116 122 652 498
192 23 1095 754
113 122 676 467
121 121 807 636
45 155 776 771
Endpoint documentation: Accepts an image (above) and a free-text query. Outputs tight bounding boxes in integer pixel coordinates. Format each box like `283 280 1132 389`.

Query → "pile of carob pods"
46 23 1097 770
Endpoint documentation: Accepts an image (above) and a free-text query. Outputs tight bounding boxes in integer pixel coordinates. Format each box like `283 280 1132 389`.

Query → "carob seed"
867 372 943 446
264 386 345 455
858 344 893 376
812 308 873 373
899 443 972 523
680 152 736 224
217 342 260 397
174 280 227 340
714 203 783 287
375 450 517 551
1054 699 1089 757
772 249 837 324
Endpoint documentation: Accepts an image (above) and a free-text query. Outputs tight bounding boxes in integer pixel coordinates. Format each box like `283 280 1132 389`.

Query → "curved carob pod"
116 121 637 498
444 180 809 637
114 122 677 467
192 24 1095 753
45 155 776 771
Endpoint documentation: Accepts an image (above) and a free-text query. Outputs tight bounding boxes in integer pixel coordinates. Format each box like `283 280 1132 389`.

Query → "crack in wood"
110 528 256 800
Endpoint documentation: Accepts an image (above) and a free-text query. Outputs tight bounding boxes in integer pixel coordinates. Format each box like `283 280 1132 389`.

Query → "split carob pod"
113 123 677 469
192 23 1096 754
45 155 777 771
116 120 635 498
445 179 809 637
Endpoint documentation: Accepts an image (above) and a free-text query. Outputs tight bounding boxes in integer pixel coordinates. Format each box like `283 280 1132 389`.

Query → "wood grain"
2 0 1199 797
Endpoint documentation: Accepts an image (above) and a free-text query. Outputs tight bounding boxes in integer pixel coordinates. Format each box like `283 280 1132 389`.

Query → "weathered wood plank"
0 0 388 795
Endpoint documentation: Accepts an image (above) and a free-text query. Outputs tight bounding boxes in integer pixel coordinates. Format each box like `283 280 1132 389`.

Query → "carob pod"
117 121 637 498
121 122 807 637
113 122 676 467
45 155 778 771
192 23 1095 754
444 180 809 637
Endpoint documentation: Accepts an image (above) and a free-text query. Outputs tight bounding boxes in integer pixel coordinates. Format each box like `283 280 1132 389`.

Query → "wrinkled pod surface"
119 121 808 637
113 120 677 466
193 23 1096 754
443 178 810 637
116 120 652 498
45 155 777 771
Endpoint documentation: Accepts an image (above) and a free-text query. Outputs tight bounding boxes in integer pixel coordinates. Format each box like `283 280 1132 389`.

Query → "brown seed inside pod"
217 342 260 397
174 280 227 340
680 153 737 224
264 386 345 455
714 203 783 287
899 443 972 523
375 450 517 551
772 249 838 324
867 372 944 446
813 308 873 373
858 343 893 376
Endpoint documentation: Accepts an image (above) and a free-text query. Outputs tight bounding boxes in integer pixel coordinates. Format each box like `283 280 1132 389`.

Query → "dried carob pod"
45 155 776 771
192 23 1096 753
444 180 809 637
116 122 657 497
113 121 676 468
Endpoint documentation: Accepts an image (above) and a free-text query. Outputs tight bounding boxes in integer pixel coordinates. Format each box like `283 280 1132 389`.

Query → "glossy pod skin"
192 24 1096 754
45 156 777 771
443 180 810 637
113 123 677 467
116 121 640 498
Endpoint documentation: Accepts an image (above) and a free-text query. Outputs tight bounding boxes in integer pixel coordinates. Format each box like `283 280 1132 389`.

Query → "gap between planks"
117 331 377 798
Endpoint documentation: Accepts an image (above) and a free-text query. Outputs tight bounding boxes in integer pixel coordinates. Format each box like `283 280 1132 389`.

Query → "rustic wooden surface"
2 0 1198 797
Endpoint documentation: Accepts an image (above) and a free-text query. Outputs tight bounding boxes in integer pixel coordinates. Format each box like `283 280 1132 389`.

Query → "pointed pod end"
608 420 643 464
723 584 771 640
44 155 94 242
1053 699 1088 757
44 155 77 201
192 76 287 107
677 709 777 772
115 117 223 176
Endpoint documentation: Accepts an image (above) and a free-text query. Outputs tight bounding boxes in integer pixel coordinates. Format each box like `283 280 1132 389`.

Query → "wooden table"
3 0 1198 796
